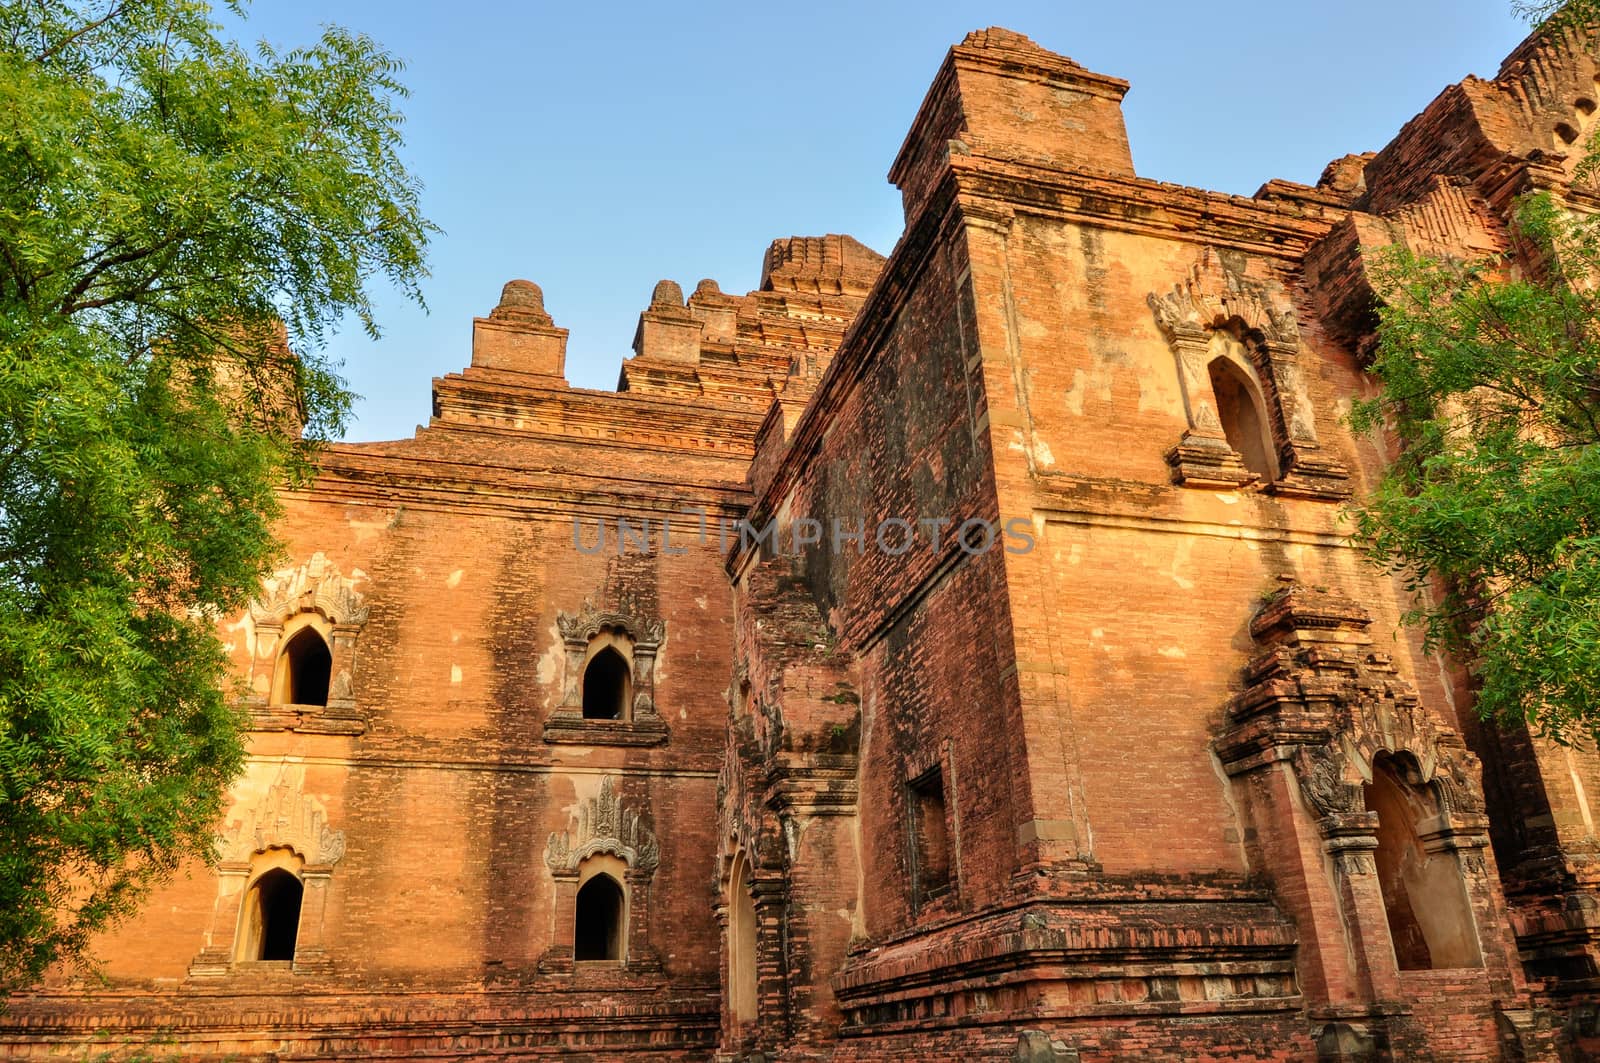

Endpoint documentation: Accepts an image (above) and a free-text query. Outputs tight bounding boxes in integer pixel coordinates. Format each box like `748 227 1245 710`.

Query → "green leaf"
0 0 431 994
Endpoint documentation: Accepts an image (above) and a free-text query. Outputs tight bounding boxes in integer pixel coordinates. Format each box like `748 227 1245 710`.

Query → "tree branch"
33 3 127 63
58 232 186 315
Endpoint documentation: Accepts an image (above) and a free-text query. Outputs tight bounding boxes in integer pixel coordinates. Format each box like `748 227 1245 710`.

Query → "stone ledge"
244 701 366 736
835 900 1299 1008
541 714 669 747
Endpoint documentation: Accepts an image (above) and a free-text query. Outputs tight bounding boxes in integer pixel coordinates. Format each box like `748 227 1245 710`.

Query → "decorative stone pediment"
547 599 669 746
1148 249 1350 499
556 599 664 648
1148 248 1300 346
250 552 368 626
220 762 346 867
1217 580 1485 821
545 775 660 876
241 552 368 736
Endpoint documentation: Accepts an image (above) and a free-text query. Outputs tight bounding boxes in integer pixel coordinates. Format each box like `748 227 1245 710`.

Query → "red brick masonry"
4 23 1600 1063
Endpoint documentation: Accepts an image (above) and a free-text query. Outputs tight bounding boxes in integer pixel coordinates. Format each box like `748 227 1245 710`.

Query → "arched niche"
574 856 629 963
188 763 346 979
1207 343 1278 483
1364 752 1483 971
727 850 758 1024
271 617 333 708
233 854 305 963
246 552 368 734
1215 581 1504 1008
1148 252 1350 499
540 775 662 976
547 601 668 746
581 635 633 721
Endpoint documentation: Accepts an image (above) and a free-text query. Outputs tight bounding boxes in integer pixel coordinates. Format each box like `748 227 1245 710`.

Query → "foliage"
1349 1 1600 744
0 0 431 993
1350 185 1600 744
1514 0 1600 30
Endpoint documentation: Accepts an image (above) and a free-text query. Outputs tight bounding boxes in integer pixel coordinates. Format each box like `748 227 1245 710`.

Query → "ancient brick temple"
7 22 1600 1063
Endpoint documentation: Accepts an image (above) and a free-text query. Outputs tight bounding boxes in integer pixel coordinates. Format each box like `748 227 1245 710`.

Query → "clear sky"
221 1 1533 443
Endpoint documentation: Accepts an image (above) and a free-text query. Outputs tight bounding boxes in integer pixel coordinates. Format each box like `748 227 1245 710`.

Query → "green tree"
1351 3 1600 744
0 0 431 992
1515 1 1600 30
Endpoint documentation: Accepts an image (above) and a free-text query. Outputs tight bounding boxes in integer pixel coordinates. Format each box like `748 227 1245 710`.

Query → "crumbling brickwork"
3 22 1600 1063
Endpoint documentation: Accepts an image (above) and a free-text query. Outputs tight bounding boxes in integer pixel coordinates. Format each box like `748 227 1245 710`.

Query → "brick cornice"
948 154 1339 259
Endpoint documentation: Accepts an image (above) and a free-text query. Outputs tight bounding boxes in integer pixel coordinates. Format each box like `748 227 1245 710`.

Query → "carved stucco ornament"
1147 250 1301 347
1220 581 1488 826
547 598 669 745
220 762 346 866
1435 751 1489 817
249 551 369 625
1295 744 1365 820
1148 248 1350 497
556 598 664 647
546 775 660 875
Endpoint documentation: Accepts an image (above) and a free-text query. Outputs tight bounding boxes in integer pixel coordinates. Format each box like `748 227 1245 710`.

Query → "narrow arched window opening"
1364 753 1482 970
1209 357 1275 482
582 646 631 720
235 868 303 962
728 855 758 1023
275 627 331 707
574 873 626 961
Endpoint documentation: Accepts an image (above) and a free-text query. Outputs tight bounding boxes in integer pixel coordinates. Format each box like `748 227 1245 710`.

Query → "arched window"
582 645 631 720
728 853 758 1023
273 626 331 707
574 873 626 961
1363 753 1482 970
1208 357 1275 483
234 868 304 962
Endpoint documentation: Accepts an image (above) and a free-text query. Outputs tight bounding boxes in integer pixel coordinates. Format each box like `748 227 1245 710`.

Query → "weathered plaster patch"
1167 539 1196 590
1566 747 1596 837
1064 365 1116 418
536 622 564 707
1064 369 1089 416
227 612 257 658
345 514 391 544
1210 745 1250 871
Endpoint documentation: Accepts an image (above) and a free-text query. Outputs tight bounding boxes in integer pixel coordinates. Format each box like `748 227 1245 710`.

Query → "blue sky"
223 1 1533 442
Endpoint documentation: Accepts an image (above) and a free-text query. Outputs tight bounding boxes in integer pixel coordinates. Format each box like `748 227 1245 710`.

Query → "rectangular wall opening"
909 766 952 904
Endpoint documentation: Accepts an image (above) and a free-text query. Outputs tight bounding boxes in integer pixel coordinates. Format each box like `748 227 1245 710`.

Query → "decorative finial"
490 279 553 325
650 279 685 308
